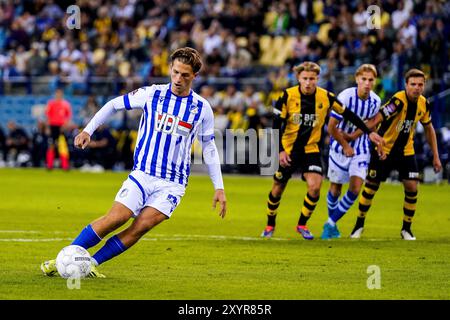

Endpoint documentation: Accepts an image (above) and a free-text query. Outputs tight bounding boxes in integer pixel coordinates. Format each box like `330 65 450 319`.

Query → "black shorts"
367 148 419 182
49 125 62 144
273 152 323 183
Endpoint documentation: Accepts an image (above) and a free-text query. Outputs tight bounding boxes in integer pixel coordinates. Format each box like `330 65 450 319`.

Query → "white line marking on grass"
0 238 73 242
0 232 394 242
0 234 290 242
0 230 68 234
145 234 290 241
0 230 40 233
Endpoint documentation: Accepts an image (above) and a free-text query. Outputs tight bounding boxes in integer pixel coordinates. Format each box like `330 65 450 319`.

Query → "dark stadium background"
0 0 448 182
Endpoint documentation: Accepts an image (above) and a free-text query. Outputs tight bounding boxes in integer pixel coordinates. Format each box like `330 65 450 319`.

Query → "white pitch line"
0 231 393 242
0 238 73 242
0 230 288 241
0 230 68 234
0 234 289 242
0 230 40 233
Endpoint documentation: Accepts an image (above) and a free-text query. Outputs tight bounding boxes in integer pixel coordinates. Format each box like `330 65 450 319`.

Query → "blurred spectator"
200 85 221 109
220 84 244 112
0 0 445 99
242 84 264 115
84 124 117 171
353 2 370 35
392 1 412 30
26 42 46 77
80 94 101 126
31 120 48 167
203 20 223 55
214 105 229 134
246 32 261 62
5 120 30 167
0 125 6 165
269 2 290 35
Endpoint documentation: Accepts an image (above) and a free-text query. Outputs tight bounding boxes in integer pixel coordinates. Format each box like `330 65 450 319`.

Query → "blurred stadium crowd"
0 0 449 181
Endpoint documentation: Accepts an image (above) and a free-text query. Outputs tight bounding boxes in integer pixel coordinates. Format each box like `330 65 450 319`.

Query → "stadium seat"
259 35 273 65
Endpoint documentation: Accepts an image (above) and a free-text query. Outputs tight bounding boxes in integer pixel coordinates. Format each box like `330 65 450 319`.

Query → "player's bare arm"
327 116 354 157
346 113 383 142
279 151 291 167
423 122 442 173
339 107 385 157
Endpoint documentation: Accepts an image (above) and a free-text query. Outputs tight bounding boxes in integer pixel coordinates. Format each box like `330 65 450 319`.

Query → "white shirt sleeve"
198 103 215 138
119 86 153 111
201 138 224 190
372 95 381 117
198 104 224 190
83 86 152 135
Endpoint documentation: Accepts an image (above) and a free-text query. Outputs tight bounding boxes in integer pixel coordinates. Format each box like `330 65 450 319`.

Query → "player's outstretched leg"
89 206 167 276
41 202 133 277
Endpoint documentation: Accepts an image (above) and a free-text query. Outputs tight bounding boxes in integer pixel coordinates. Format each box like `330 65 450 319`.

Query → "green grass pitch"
0 168 449 300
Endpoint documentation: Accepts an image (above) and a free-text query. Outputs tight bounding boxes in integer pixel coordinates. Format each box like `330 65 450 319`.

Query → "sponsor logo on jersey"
291 113 319 127
395 119 414 133
155 112 193 136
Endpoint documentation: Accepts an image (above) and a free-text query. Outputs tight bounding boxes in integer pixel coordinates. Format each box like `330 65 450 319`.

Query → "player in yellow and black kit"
261 62 384 239
349 69 442 240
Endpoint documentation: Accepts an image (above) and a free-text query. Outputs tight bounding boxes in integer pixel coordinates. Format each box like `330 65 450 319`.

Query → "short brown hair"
404 68 426 83
355 64 377 77
293 61 321 75
170 47 203 74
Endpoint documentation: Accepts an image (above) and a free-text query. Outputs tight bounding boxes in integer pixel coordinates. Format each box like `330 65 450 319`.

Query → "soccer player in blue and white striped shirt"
321 64 382 239
41 48 227 277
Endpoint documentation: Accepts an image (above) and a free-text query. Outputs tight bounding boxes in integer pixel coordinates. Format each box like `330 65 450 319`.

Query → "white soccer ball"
56 245 92 279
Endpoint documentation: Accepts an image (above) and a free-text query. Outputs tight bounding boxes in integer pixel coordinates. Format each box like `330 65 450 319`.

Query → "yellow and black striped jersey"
378 90 431 156
275 85 346 154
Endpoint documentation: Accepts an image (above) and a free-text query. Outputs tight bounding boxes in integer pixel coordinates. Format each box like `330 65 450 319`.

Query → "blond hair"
355 64 377 78
293 61 321 75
